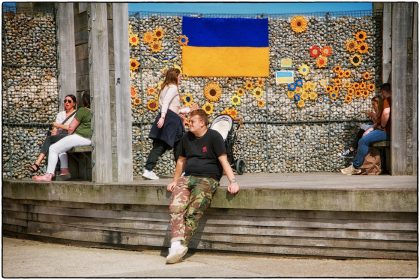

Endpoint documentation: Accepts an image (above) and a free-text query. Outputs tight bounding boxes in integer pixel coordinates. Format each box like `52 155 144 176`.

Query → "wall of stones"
2 10 58 179
129 11 382 176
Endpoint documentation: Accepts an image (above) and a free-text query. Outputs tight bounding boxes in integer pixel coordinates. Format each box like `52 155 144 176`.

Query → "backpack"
360 148 382 175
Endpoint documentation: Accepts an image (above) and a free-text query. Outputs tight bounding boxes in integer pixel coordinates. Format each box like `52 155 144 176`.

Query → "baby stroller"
209 114 246 175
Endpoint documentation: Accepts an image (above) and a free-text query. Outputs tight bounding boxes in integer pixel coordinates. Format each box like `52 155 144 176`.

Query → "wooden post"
412 4 418 175
390 3 412 175
56 3 76 110
382 3 392 83
88 3 113 182
112 4 133 182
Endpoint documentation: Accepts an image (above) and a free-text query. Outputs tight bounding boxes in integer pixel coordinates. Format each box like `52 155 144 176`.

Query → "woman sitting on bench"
33 93 92 182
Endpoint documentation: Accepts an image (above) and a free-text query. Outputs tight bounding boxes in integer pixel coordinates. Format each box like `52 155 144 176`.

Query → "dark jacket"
149 109 184 148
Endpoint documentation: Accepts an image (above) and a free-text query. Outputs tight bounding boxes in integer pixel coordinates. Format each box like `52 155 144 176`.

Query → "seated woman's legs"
352 130 388 169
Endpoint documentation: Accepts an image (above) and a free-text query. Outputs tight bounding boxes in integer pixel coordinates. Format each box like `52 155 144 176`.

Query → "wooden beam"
411 4 418 175
382 3 392 83
56 3 76 110
112 4 133 182
88 3 113 182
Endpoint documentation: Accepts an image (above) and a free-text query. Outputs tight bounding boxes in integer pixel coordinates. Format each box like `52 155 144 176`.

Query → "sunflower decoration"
303 82 312 92
337 70 345 79
329 92 339 101
343 80 352 88
202 102 214 115
182 93 193 106
129 34 140 46
287 91 295 99
295 86 302 94
237 88 245 96
359 81 367 89
357 42 369 54
345 39 357 53
352 82 360 90
228 108 238 119
256 78 265 88
362 72 371 80
253 87 264 99
133 97 141 106
130 58 140 71
333 85 340 93
344 69 351 78
231 95 241 106
350 54 362 67
362 90 370 99
347 88 355 96
290 16 308 33
257 99 266 108
344 95 353 104
178 35 189 46
367 83 375 92
288 83 296 91
147 99 159 111
204 82 222 102
355 90 362 98
332 78 341 86
143 31 154 44
245 80 254 91
355 30 367 42
316 55 328 68
301 91 309 101
333 65 341 73
326 85 334 93
130 86 137 98
319 79 328 88
321 46 333 57
309 45 321 58
150 41 162 53
153 27 165 40
298 64 310 76
309 92 318 100
147 87 157 96
297 100 305 109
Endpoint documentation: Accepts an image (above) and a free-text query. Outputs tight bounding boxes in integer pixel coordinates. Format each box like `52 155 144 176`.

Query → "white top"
55 110 76 125
159 84 180 117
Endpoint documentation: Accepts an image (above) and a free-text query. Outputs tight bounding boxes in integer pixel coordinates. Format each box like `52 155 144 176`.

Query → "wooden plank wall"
3 198 417 260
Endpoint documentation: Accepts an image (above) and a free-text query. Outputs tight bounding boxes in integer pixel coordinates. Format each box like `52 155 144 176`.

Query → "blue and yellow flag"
182 17 269 77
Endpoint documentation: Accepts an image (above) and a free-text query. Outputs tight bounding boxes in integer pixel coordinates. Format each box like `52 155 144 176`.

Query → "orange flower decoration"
337 70 345 79
133 97 141 106
316 55 328 68
347 88 355 96
333 65 341 73
290 16 308 33
150 41 162 53
357 42 369 54
355 90 362 98
321 46 332 57
367 83 375 91
362 72 371 80
353 82 360 90
153 27 164 40
129 34 140 46
326 85 333 93
257 99 265 108
329 92 339 100
130 58 140 71
359 82 366 89
355 31 367 42
309 45 321 58
362 90 370 99
143 31 154 44
344 95 352 104
345 40 357 52
147 87 157 96
344 70 351 78
130 86 137 98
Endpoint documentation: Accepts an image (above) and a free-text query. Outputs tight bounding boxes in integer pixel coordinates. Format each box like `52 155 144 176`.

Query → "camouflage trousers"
169 175 219 245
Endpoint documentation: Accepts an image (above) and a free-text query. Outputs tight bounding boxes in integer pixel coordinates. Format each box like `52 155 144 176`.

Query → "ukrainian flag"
182 17 269 77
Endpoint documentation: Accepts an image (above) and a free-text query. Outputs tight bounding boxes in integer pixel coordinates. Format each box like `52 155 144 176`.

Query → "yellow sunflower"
253 87 264 99
153 27 164 40
344 95 352 104
357 42 369 54
143 31 154 44
231 95 241 106
309 92 318 100
337 70 345 79
237 88 245 96
329 92 339 100
202 102 214 115
316 55 328 68
204 82 222 102
147 99 159 111
362 90 370 99
332 78 341 86
344 69 351 78
350 54 362 67
353 82 360 90
150 41 162 53
290 16 308 33
367 83 375 92
359 81 366 89
130 58 140 71
333 65 341 73
298 64 310 76
256 78 265 88
287 91 295 99
343 80 352 88
355 90 362 98
228 108 238 119
355 30 367 42
345 40 357 52
301 91 309 101
147 87 157 96
326 85 334 93
362 72 371 80
182 93 193 106
129 34 140 46
297 100 305 109
133 97 141 106
245 80 254 91
303 82 312 92
178 35 189 46
347 88 355 96
257 99 265 108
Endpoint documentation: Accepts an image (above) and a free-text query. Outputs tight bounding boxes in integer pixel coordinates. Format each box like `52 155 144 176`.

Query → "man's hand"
228 182 239 194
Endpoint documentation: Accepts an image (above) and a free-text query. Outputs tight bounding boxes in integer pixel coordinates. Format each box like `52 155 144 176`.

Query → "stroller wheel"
235 159 246 175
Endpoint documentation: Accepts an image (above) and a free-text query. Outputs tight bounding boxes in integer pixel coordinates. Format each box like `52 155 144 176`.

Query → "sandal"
28 163 40 173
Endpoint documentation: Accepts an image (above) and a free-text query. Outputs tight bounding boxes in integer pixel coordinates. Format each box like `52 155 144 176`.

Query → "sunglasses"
64 99 73 103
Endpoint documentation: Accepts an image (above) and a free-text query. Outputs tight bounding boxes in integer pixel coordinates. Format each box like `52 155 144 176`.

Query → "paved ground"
2 237 418 278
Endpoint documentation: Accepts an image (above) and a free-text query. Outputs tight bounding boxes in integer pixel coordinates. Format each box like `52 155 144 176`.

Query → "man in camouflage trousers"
166 109 240 264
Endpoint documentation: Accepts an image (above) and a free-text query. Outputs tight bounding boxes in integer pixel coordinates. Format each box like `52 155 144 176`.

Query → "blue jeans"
353 129 389 168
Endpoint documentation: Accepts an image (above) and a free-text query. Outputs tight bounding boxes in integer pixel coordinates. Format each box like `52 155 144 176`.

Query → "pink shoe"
60 168 70 176
32 173 54 182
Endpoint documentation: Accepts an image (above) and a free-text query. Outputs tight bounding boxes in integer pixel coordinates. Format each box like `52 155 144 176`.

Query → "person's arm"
157 86 177 128
67 118 80 134
167 156 186 192
379 107 390 129
218 154 240 194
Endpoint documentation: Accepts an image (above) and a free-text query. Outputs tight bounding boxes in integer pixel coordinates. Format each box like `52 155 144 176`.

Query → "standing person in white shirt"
143 68 188 180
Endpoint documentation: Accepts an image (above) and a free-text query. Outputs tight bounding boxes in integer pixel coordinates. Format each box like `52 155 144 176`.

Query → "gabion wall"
2 11 58 179
129 11 382 176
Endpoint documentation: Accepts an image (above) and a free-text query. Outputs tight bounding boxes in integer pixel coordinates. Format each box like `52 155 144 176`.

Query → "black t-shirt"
180 129 227 181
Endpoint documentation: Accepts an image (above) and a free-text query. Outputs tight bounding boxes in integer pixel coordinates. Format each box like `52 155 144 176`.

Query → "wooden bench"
66 145 93 181
371 140 390 174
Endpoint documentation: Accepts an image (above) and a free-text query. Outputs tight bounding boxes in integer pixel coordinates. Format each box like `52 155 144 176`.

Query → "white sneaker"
166 245 188 264
142 169 159 180
340 164 362 175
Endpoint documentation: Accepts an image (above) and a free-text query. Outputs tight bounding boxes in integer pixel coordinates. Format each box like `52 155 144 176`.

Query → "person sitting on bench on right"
341 83 391 175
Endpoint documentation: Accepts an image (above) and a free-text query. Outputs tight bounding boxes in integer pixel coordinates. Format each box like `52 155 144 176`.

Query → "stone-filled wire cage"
2 5 58 179
129 10 383 176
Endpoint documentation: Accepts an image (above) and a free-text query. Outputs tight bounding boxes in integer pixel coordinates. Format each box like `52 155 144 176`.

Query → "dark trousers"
40 134 68 154
145 139 181 171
